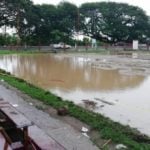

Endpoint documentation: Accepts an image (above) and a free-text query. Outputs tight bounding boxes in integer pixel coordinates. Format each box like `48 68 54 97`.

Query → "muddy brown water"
0 54 150 136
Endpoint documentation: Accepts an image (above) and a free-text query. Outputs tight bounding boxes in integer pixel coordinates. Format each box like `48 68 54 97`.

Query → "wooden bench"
0 99 66 150
0 128 11 150
0 127 23 150
0 99 33 149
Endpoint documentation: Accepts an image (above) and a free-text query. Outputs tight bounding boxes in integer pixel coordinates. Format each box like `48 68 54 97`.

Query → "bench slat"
1 107 33 128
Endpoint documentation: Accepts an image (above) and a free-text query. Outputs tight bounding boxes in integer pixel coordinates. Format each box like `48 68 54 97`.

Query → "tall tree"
80 2 150 43
29 2 78 45
27 4 57 45
56 2 78 42
0 0 33 44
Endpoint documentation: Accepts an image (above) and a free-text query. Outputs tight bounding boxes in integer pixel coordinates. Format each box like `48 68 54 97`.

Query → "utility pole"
75 7 80 50
16 3 21 50
91 9 97 36
4 0 7 44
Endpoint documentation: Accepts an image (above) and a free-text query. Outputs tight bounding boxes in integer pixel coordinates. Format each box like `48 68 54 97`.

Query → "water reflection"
0 54 145 91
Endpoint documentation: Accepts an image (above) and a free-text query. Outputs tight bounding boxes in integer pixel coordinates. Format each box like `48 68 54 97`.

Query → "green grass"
0 50 34 55
0 50 18 55
0 49 109 55
0 50 43 55
0 69 150 149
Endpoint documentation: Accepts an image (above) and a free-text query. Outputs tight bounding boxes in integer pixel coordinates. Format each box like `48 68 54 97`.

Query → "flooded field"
0 54 150 136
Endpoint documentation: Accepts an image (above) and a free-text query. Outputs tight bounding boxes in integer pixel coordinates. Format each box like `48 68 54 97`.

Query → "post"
23 127 29 150
75 8 80 51
16 4 21 51
132 40 138 50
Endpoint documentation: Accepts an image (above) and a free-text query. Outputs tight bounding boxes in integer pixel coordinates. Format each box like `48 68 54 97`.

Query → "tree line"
0 0 150 46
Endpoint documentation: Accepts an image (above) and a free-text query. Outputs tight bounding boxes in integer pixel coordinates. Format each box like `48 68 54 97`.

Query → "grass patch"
0 48 109 55
0 69 150 149
0 50 18 55
0 50 43 55
0 50 33 55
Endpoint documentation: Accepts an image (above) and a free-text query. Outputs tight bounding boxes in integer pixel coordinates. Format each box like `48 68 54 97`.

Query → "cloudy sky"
32 0 150 15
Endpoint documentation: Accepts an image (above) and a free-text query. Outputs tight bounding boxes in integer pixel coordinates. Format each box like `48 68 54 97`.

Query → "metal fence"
0 45 149 51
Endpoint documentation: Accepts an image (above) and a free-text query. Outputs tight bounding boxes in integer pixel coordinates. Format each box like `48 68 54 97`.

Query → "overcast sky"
32 0 150 15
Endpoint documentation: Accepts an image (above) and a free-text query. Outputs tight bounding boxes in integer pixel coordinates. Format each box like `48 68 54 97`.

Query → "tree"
80 2 150 43
1 1 149 46
0 1 78 45
0 33 17 45
29 2 78 45
56 2 78 42
0 0 33 45
26 4 57 45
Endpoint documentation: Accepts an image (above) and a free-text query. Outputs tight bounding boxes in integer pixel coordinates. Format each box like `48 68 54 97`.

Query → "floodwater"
0 54 150 136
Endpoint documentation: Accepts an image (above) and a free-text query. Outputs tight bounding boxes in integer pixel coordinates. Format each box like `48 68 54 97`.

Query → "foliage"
80 2 150 43
1 0 33 39
0 33 17 45
0 1 150 45
83 37 91 46
28 4 58 45
57 2 78 37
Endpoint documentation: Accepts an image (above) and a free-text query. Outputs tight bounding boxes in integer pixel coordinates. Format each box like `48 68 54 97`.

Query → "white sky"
32 0 150 15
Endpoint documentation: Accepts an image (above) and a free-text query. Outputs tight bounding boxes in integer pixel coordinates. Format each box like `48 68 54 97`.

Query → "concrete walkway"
0 82 99 150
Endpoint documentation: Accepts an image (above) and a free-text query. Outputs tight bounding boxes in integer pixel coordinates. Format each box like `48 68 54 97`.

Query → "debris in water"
82 99 97 107
94 98 115 105
82 99 98 110
102 59 106 62
100 105 105 108
127 119 131 123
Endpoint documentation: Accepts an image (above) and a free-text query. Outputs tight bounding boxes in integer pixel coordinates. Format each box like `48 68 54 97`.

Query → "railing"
0 45 150 51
